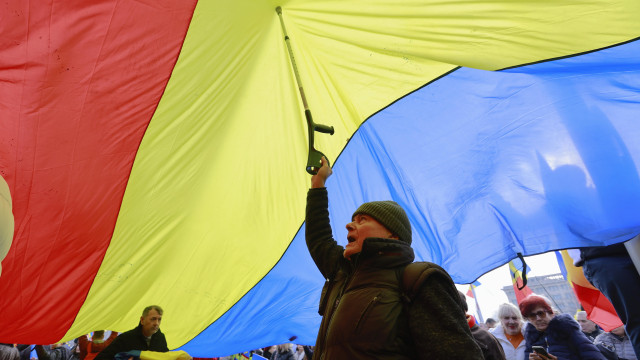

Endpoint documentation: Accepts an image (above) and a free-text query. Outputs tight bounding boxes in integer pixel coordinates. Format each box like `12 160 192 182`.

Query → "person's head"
344 201 412 259
611 325 626 337
140 305 163 337
296 345 304 352
575 311 598 333
485 318 497 329
457 291 469 313
498 303 523 335
92 330 105 341
519 295 555 332
276 344 291 353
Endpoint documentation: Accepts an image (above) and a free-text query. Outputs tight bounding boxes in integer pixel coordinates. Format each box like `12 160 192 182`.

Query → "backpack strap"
402 261 444 303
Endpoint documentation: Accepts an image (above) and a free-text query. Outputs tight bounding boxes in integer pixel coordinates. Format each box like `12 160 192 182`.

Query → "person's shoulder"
553 313 579 327
523 322 539 339
594 332 615 344
403 261 454 300
406 261 446 272
546 313 581 337
472 326 496 340
152 329 167 339
115 327 141 340
489 325 507 340
404 261 451 286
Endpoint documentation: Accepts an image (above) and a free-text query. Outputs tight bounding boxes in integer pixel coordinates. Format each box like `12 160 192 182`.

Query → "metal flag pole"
470 284 485 323
276 6 334 175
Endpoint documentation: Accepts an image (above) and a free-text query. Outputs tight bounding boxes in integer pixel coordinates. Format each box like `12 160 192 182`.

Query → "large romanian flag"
2 0 640 357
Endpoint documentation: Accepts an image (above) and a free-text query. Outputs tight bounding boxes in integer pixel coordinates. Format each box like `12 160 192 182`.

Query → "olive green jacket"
306 188 483 360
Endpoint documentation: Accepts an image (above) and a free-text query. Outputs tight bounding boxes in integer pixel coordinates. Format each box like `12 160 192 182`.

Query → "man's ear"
140 317 144 325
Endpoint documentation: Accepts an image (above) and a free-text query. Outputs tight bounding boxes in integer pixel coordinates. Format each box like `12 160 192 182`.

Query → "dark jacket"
34 345 75 360
467 316 506 360
584 328 604 343
579 243 628 266
524 313 606 360
95 325 168 360
270 349 295 360
306 188 482 360
594 332 637 360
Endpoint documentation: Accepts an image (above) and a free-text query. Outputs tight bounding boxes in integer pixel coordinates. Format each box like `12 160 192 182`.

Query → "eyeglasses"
527 310 549 320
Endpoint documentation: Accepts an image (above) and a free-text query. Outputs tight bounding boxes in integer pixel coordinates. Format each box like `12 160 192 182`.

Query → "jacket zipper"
319 267 359 360
355 293 382 334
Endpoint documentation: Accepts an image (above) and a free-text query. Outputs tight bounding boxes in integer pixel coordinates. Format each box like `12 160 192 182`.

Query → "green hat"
352 201 412 244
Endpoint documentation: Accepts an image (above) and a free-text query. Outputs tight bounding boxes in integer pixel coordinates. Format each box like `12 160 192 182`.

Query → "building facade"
502 273 581 315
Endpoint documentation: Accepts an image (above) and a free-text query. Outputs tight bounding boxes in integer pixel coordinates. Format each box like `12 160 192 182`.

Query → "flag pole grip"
276 6 334 175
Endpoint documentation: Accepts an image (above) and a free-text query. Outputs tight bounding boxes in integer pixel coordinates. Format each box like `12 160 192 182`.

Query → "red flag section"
0 0 196 343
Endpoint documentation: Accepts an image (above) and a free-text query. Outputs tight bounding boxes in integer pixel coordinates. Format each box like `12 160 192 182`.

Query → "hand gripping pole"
276 6 334 175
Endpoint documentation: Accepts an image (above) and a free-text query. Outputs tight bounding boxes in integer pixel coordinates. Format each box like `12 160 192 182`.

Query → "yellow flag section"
65 0 640 347
117 351 191 360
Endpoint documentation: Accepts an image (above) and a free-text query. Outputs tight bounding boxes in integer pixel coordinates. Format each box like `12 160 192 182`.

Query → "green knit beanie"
352 201 412 244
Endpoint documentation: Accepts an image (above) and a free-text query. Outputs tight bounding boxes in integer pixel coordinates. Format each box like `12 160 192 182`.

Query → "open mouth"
347 236 356 243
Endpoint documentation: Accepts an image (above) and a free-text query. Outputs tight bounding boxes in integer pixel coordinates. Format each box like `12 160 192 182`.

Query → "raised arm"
305 157 345 279
310 156 332 189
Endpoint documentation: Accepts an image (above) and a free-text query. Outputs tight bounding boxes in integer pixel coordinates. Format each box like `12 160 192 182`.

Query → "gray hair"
497 303 523 321
142 305 164 317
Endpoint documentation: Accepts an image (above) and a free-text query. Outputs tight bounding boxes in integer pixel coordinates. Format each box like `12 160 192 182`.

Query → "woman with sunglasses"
520 294 605 360
491 303 526 360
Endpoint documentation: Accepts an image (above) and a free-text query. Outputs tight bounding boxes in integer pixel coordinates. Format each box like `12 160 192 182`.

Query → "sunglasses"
527 310 549 319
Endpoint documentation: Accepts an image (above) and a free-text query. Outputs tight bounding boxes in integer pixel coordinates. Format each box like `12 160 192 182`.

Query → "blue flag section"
180 39 640 356
329 38 640 282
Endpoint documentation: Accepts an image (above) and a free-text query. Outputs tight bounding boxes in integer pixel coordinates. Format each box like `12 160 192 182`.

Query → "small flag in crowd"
466 281 481 298
508 258 533 304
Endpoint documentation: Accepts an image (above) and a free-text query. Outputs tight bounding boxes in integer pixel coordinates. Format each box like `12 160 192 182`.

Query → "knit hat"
352 201 412 244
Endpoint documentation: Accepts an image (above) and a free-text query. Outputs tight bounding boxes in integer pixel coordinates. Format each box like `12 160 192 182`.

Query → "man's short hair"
497 303 522 321
142 305 163 317
485 318 497 325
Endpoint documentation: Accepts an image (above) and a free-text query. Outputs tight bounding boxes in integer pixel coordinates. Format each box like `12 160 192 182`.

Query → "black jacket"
524 313 606 360
469 321 506 360
306 188 482 360
95 325 168 360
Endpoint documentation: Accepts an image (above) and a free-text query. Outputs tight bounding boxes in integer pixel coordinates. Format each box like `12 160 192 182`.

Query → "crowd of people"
2 296 635 360
215 344 313 360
